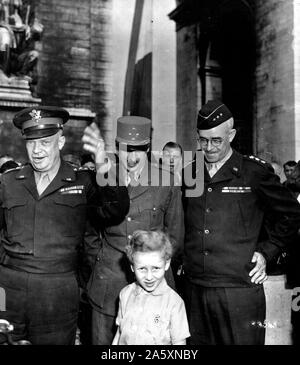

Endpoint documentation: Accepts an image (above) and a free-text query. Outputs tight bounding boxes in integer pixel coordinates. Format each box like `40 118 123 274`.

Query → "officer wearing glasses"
183 100 300 345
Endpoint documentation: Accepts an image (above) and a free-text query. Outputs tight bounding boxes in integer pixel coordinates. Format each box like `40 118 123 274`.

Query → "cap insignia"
29 109 42 122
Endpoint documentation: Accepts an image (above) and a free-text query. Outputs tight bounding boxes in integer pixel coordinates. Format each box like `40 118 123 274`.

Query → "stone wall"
254 0 296 163
0 0 113 160
176 24 199 155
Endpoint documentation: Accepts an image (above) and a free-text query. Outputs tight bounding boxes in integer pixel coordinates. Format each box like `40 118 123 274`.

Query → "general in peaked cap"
116 116 151 149
197 100 233 130
13 106 69 140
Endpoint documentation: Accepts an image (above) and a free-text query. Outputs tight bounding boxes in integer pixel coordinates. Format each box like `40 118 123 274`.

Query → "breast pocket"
136 199 165 230
52 194 87 237
3 197 28 237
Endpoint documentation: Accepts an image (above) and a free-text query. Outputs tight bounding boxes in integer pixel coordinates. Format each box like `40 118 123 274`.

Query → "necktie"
207 163 218 178
37 173 50 195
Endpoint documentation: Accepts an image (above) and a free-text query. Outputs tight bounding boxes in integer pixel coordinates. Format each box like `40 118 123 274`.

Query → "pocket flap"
2 198 27 209
53 194 86 207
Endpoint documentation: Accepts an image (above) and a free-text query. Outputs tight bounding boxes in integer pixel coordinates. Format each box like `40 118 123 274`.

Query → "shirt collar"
33 159 61 184
205 147 233 171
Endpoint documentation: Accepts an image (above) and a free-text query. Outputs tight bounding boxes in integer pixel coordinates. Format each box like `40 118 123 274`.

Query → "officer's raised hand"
249 251 267 284
82 122 107 165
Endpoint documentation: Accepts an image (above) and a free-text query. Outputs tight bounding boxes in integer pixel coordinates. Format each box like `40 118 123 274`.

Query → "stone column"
152 0 177 151
264 275 293 345
293 0 300 160
254 0 299 162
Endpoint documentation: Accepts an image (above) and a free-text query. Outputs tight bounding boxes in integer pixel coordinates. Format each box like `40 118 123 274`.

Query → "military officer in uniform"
0 106 129 345
183 100 300 345
82 116 184 345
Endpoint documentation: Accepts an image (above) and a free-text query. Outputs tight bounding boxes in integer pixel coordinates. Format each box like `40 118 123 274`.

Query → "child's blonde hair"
126 230 173 263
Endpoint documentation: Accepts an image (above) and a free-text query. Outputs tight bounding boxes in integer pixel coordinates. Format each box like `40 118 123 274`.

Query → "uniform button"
204 229 210 234
153 207 156 211
206 208 212 213
204 251 209 256
96 257 100 261
207 187 212 192
127 217 132 221
128 234 132 240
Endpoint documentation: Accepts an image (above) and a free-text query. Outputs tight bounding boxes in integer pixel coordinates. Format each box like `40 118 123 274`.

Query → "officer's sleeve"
164 186 185 267
86 167 130 225
255 167 300 262
78 216 102 288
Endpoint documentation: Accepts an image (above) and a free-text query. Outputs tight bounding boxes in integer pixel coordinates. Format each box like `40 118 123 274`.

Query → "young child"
112 230 190 345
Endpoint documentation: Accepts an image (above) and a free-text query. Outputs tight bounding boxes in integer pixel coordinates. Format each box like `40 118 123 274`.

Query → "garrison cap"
13 106 69 140
116 116 151 147
197 100 233 130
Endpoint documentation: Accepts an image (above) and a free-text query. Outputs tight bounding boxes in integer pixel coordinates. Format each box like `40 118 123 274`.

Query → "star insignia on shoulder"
244 155 270 167
3 165 22 174
73 166 91 173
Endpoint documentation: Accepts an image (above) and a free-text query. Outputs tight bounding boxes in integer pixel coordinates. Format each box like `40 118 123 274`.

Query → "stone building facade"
169 0 300 164
0 0 111 162
0 0 299 165
0 0 177 161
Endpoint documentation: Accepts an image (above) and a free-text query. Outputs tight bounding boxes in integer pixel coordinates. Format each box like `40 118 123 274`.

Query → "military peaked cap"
13 106 69 139
116 116 151 147
197 100 233 130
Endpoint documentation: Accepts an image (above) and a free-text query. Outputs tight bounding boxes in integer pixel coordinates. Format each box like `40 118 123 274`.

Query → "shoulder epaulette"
73 166 92 172
243 155 271 168
2 165 23 174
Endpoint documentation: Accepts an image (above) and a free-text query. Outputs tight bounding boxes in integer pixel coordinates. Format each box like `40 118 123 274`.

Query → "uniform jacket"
0 161 129 274
87 160 184 316
183 150 300 287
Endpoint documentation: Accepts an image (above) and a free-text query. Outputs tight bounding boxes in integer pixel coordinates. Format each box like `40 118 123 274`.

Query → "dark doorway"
197 0 256 154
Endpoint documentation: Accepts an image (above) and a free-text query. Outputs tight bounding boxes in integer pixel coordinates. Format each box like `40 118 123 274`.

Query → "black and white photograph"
0 0 300 356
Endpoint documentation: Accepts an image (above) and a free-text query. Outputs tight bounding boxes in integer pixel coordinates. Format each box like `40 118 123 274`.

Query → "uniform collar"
134 278 169 297
33 159 61 186
204 149 243 183
15 160 76 182
205 148 233 173
15 160 77 199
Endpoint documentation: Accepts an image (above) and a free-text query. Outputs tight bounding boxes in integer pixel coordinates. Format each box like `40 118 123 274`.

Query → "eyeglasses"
197 136 224 147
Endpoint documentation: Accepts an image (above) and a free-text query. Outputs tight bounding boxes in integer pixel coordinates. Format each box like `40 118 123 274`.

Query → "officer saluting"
82 116 184 345
183 100 300 345
0 106 129 345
